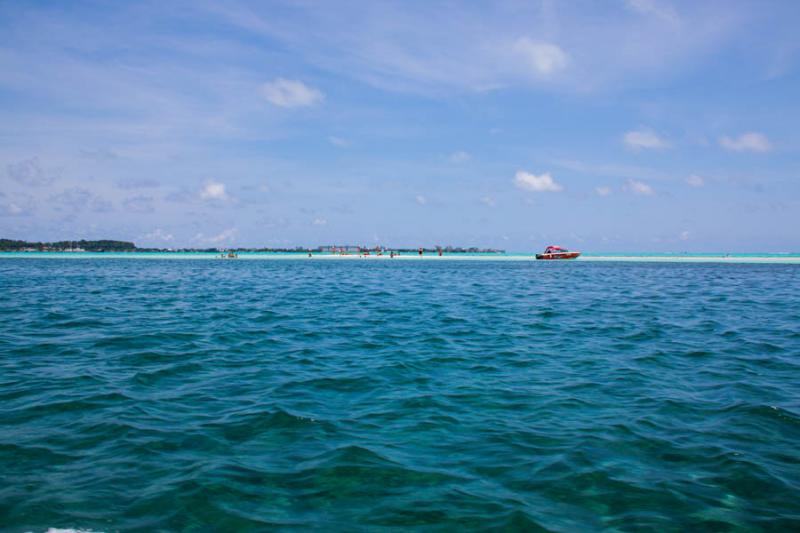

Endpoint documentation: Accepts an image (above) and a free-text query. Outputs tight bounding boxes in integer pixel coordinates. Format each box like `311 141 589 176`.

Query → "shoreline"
1 252 800 264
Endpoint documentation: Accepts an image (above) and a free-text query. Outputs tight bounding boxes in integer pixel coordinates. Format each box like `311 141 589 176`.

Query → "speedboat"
536 245 580 260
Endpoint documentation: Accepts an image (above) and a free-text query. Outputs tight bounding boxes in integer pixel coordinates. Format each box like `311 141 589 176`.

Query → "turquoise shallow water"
2 251 800 262
1 259 799 532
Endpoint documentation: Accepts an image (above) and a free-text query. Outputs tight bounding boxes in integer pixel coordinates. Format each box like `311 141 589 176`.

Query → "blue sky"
1 0 799 251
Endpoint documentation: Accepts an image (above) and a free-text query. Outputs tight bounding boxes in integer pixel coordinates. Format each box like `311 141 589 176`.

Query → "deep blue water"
1 259 799 532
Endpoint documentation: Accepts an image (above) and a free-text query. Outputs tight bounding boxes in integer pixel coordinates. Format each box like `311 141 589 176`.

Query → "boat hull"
535 252 581 260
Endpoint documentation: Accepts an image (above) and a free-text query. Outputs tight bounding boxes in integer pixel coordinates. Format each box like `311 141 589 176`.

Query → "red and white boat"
535 245 581 260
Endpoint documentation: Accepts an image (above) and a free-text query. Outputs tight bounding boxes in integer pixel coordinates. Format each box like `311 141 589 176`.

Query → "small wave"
41 529 102 533
275 375 381 394
132 361 204 386
206 408 335 443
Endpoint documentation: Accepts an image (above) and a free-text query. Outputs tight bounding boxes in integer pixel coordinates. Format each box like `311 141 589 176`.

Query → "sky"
1 0 799 252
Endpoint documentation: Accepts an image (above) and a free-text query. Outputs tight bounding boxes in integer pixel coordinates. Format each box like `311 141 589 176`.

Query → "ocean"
1 258 799 531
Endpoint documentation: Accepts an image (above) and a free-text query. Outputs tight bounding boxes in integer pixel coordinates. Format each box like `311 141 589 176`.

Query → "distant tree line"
1 238 505 254
0 239 136 252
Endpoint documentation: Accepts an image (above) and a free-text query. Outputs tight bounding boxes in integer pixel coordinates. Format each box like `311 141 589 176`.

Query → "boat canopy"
544 245 567 253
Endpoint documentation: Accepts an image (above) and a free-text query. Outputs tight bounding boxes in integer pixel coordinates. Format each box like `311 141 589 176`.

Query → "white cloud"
195 228 237 244
595 186 612 196
415 195 427 205
679 230 690 241
686 175 705 187
200 181 228 201
480 196 496 207
513 38 568 77
143 228 174 242
261 78 324 108
625 179 654 195
328 136 350 147
312 217 327 226
449 151 471 163
514 170 563 192
623 129 668 150
719 132 771 153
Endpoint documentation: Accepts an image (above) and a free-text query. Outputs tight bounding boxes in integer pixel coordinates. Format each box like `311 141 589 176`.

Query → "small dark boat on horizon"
536 245 581 260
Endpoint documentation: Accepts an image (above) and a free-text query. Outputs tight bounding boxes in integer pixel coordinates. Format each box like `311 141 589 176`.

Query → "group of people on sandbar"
304 246 445 258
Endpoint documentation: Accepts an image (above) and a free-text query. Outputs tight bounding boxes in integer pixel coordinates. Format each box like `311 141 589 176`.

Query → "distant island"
0 239 504 254
0 239 138 252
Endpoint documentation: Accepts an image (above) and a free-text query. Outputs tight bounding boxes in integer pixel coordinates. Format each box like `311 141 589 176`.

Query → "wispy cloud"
143 228 174 242
50 187 92 211
415 195 428 205
79 148 120 161
115 177 159 190
595 186 612 196
261 78 324 108
194 227 237 244
623 129 668 150
206 2 745 94
7 157 56 186
480 195 496 207
328 136 350 147
312 217 328 226
552 158 662 182
719 132 772 152
5 203 25 215
624 0 680 26
90 197 114 213
514 170 563 192
0 192 29 216
123 195 155 213
624 179 654 196
448 151 471 164
685 175 705 187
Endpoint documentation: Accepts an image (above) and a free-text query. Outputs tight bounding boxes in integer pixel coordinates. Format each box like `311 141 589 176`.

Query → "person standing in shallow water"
418 247 423 256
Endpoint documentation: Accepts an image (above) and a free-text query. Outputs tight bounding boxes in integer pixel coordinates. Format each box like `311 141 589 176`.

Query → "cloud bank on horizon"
0 0 798 251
